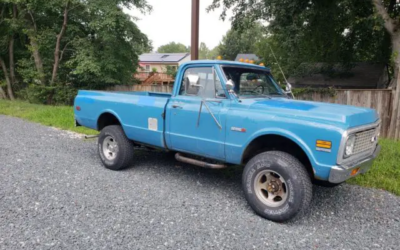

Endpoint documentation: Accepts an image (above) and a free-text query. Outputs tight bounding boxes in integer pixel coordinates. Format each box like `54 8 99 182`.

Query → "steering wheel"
241 85 265 95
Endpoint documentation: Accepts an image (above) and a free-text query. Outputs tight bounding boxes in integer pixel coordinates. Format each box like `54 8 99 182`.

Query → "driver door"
166 66 229 160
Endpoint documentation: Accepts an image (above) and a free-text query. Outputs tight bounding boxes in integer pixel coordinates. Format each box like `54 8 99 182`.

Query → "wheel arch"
97 110 123 131
241 131 316 180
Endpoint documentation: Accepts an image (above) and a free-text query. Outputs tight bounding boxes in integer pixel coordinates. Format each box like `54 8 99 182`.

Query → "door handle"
172 104 182 109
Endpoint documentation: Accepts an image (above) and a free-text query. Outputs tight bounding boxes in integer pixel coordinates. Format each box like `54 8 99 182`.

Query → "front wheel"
98 125 135 171
242 151 312 222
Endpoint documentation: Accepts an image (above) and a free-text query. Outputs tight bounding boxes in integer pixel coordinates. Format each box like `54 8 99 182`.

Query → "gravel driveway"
0 115 399 250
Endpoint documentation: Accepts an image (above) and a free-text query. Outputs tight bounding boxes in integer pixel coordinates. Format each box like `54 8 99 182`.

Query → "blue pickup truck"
74 60 381 222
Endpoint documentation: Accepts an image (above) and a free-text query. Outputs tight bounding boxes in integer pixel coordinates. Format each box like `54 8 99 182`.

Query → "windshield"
221 66 284 98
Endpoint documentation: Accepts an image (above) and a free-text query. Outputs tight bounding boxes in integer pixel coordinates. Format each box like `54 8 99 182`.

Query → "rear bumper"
328 144 381 184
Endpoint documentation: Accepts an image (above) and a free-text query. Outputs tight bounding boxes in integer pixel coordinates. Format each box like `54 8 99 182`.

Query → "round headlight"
345 135 356 157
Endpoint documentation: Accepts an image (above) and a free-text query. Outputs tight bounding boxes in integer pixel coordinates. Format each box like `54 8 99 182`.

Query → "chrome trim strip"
336 119 381 167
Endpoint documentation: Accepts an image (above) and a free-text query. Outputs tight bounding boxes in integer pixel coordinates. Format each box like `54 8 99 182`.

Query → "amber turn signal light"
316 140 332 149
351 167 360 176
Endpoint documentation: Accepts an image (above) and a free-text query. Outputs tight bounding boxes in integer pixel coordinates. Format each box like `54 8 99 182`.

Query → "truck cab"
74 60 381 222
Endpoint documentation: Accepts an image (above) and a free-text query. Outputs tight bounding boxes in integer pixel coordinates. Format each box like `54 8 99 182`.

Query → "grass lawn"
347 138 400 196
0 99 97 135
1 99 399 195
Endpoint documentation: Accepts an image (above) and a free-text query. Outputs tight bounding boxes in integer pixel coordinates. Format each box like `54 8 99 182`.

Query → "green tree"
0 1 21 100
208 0 394 82
371 0 400 87
198 43 221 60
199 42 218 59
208 46 220 60
0 0 152 104
217 22 264 60
157 42 189 53
166 65 177 79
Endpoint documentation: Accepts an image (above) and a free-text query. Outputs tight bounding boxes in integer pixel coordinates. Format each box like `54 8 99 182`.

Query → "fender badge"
316 147 331 153
231 127 246 132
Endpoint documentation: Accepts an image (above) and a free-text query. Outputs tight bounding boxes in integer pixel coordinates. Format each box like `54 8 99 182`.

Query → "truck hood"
245 98 379 129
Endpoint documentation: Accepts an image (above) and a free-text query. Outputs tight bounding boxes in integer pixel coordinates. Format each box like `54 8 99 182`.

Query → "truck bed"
74 90 170 148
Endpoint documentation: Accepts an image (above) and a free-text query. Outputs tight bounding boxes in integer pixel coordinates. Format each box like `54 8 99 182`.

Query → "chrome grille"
353 128 377 155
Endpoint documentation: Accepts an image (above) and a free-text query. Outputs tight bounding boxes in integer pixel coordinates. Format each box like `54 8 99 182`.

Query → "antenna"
267 43 295 99
267 44 288 84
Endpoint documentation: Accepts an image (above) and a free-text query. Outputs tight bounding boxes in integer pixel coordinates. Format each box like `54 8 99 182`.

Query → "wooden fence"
296 90 393 138
108 85 398 139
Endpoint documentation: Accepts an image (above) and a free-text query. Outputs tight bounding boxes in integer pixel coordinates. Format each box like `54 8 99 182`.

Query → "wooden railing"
133 72 175 84
134 72 150 81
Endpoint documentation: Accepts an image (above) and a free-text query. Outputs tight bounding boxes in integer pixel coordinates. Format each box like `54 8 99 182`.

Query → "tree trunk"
372 0 400 89
7 37 16 99
0 86 6 99
0 56 15 100
9 37 16 85
51 1 70 85
388 69 400 138
30 38 45 85
9 4 17 87
388 34 400 88
25 10 46 84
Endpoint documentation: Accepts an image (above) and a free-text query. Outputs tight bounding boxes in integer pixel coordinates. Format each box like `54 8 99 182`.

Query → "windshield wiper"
258 94 272 99
268 93 286 97
239 94 271 99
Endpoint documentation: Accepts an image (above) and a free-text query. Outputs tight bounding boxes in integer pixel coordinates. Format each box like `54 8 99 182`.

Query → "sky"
125 0 232 51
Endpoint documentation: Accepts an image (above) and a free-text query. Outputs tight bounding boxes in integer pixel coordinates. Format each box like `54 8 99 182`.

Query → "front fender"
230 127 340 181
243 128 318 168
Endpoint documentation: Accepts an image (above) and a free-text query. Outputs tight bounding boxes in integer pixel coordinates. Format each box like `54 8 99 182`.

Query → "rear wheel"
98 125 134 170
242 151 312 222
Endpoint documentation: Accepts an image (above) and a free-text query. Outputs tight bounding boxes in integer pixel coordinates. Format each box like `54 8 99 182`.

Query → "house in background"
135 53 191 85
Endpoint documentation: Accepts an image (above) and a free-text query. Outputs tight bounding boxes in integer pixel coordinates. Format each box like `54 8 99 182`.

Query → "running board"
175 153 227 169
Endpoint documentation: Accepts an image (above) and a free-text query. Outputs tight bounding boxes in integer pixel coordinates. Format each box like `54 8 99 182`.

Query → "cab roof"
180 60 270 71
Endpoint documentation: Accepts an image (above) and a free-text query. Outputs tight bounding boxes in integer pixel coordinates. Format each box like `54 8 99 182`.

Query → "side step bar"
175 153 227 169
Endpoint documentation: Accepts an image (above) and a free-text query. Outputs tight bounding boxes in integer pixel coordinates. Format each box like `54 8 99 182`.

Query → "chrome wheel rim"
102 136 118 160
254 170 288 207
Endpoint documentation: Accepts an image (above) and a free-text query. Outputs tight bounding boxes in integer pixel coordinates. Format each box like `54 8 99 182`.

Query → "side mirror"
226 79 235 92
185 74 201 95
187 74 200 86
284 82 295 99
285 82 292 92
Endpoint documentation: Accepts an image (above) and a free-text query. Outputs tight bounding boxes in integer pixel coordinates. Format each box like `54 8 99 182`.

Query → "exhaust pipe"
175 153 227 169
85 134 99 139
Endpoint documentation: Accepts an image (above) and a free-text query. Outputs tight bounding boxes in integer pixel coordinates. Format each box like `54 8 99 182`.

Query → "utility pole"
191 0 200 60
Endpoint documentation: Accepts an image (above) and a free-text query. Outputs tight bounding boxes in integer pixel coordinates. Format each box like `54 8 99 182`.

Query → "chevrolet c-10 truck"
74 60 381 222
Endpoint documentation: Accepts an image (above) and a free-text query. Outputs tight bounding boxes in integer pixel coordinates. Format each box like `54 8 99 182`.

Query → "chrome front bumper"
329 144 381 183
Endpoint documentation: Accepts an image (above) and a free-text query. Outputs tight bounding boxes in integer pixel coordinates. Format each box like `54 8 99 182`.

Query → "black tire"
98 125 135 171
242 151 312 222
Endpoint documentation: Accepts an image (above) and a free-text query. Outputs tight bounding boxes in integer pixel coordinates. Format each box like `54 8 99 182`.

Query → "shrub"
18 84 77 105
